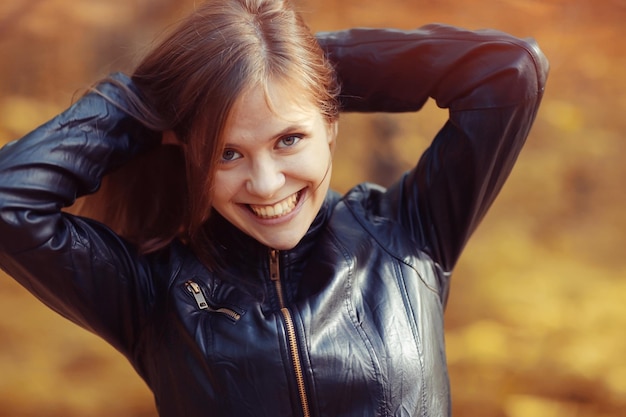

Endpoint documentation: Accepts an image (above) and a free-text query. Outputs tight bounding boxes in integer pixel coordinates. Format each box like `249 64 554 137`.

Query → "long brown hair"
76 0 339 267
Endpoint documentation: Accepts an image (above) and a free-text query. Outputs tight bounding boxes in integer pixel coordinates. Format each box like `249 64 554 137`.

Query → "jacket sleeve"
0 73 161 355
317 24 549 300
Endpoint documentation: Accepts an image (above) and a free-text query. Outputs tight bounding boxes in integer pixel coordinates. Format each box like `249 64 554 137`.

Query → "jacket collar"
205 190 341 271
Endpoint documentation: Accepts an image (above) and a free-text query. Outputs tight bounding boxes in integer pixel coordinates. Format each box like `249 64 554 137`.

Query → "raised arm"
318 24 549 300
0 73 160 353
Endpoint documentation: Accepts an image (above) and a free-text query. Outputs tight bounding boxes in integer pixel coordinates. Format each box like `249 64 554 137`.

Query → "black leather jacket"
0 25 548 417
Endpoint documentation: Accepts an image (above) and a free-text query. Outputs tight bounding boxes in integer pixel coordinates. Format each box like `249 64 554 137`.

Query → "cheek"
288 145 333 178
212 172 242 205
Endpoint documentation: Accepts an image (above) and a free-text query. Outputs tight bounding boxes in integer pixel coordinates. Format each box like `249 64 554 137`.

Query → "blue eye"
277 135 301 148
221 149 242 162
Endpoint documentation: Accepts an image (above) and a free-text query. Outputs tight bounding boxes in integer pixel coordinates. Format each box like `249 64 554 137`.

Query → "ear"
327 121 338 154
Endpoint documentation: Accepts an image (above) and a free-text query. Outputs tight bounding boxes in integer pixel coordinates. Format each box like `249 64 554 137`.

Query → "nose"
246 156 285 199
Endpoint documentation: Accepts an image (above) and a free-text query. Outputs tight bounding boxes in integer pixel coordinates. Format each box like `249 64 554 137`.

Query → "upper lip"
245 189 303 208
245 189 303 219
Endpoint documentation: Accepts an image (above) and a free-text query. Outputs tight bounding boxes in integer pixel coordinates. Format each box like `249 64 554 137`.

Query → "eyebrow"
273 123 310 138
223 123 311 148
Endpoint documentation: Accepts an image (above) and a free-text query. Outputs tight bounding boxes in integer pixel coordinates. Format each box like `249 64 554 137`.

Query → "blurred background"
0 0 624 416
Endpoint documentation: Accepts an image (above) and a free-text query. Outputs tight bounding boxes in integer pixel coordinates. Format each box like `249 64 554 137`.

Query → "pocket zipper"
184 280 242 322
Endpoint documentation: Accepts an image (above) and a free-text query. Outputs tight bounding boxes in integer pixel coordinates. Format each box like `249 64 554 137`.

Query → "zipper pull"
269 249 280 281
185 280 208 310
184 280 242 321
269 249 286 308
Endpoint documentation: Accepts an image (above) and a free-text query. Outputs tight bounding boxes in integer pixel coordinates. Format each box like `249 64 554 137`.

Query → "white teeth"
250 192 299 219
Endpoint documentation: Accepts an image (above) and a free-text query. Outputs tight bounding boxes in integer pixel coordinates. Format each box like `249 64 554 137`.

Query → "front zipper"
184 280 241 322
269 249 311 417
269 249 286 308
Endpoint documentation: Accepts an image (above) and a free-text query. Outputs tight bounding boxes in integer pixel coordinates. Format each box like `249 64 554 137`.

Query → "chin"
261 238 301 251
256 230 307 251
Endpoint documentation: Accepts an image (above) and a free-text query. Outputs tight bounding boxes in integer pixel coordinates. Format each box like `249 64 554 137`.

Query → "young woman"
0 0 548 416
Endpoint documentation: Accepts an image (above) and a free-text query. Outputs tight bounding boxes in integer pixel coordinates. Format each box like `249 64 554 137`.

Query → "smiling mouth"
248 191 302 219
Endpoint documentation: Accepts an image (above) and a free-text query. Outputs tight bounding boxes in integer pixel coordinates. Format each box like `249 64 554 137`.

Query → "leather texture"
0 24 548 417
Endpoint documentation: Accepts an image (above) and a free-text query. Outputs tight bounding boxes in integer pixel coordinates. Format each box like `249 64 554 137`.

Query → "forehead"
223 81 324 141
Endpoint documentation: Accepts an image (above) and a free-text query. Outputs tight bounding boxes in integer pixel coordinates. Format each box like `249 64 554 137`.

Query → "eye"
277 135 302 149
221 148 242 162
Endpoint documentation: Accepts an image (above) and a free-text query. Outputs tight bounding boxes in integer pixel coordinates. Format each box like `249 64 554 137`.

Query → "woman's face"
212 82 337 250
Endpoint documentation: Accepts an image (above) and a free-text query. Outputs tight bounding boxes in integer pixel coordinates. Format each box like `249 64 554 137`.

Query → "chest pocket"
183 279 245 323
